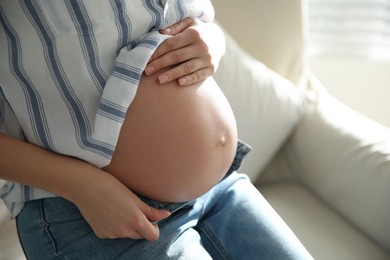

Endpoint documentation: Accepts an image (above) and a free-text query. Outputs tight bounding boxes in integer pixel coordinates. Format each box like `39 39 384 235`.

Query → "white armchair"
1 1 389 259
213 0 390 259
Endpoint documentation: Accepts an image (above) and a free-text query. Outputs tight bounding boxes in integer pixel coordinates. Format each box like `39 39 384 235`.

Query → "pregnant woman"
0 1 311 259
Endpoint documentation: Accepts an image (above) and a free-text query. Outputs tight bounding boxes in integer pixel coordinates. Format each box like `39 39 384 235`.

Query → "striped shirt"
0 0 214 217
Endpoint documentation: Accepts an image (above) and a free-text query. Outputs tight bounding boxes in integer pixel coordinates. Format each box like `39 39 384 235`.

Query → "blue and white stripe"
0 0 214 218
65 0 107 93
143 0 165 32
0 6 56 151
175 0 186 21
111 0 133 49
21 0 115 159
98 98 127 123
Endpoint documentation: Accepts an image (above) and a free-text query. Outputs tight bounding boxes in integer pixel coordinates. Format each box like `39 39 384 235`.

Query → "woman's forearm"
0 132 170 240
0 132 101 201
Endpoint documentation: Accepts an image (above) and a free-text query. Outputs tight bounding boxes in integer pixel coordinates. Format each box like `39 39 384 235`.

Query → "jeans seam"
39 199 66 259
196 224 233 260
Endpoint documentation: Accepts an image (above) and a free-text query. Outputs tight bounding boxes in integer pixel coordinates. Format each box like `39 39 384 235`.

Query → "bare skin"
0 132 170 241
103 68 237 202
0 19 227 241
103 18 236 202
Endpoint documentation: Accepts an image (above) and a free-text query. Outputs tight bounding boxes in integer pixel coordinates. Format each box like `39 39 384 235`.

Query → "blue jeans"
16 173 312 260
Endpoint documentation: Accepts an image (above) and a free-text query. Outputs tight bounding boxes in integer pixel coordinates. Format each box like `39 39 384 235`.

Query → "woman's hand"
70 169 171 241
0 133 170 241
145 18 226 86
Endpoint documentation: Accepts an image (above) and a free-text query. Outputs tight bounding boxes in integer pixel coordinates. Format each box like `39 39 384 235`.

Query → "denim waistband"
223 140 252 179
138 140 252 215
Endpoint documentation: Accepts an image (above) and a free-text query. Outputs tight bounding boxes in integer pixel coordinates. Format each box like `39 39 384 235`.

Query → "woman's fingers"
145 45 195 76
127 214 160 241
75 172 171 241
149 18 195 62
131 203 171 241
148 29 198 64
177 67 213 86
156 59 213 86
140 203 171 223
160 17 195 35
146 20 222 86
146 29 212 86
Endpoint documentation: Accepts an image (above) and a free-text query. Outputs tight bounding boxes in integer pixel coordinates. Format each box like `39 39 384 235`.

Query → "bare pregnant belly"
103 71 238 202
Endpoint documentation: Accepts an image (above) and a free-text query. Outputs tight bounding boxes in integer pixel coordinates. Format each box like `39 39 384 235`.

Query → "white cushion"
0 218 26 260
214 32 306 180
260 182 390 260
0 201 9 228
0 180 8 227
0 185 25 260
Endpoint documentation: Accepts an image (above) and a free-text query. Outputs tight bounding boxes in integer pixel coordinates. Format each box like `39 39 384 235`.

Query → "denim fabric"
16 142 312 259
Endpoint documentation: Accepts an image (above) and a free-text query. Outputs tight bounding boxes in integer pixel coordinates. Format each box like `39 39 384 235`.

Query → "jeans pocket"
41 197 141 259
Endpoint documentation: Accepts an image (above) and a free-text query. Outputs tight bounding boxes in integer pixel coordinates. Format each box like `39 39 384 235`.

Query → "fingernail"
145 66 155 76
161 27 172 34
159 75 168 84
178 78 187 86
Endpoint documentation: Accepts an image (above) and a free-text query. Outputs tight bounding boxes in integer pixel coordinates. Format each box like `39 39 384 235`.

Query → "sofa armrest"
283 76 390 251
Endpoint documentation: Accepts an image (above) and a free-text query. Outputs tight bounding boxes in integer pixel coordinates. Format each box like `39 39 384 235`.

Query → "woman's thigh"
195 173 313 260
16 173 312 260
16 196 211 260
16 197 133 259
